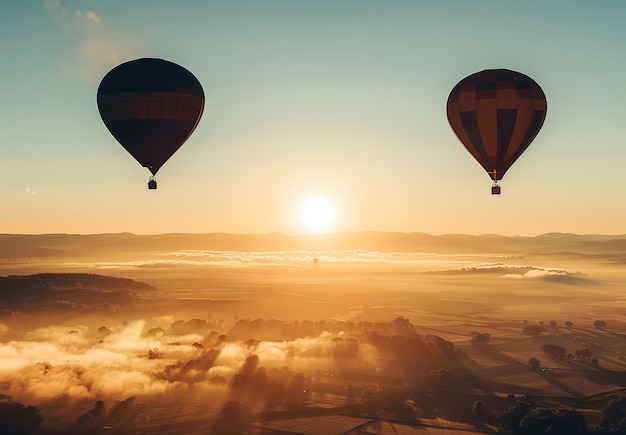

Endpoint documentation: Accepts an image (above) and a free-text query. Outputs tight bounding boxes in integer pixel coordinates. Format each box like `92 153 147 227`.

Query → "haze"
3 1 626 434
2 232 626 433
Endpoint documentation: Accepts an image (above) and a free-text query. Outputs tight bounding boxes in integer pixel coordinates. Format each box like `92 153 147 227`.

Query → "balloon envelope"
97 58 204 175
446 69 546 181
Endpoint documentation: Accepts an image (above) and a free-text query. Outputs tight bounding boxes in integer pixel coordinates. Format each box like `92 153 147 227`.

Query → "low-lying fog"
2 233 626 431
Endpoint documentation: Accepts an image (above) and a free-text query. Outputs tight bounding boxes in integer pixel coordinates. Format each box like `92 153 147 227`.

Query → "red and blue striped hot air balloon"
97 58 204 189
446 69 547 194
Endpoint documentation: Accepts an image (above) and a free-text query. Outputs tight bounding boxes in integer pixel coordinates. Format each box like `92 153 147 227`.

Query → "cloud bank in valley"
0 319 378 408
64 249 474 270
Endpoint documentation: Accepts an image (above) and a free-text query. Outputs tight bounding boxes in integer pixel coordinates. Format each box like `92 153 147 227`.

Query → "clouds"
504 269 565 279
44 0 140 83
80 11 101 25
503 267 590 284
0 318 377 408
64 249 463 270
0 321 188 403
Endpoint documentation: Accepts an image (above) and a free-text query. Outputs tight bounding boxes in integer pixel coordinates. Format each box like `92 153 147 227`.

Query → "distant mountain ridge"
1 231 626 258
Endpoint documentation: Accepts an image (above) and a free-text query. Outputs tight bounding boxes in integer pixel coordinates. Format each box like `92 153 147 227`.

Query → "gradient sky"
2 0 626 236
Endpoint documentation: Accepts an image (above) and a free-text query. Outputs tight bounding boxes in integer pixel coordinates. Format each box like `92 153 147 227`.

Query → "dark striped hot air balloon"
446 69 547 194
97 58 204 189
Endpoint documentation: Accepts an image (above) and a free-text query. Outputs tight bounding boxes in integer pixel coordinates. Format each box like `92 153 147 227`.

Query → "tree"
230 354 260 390
575 348 592 362
519 407 586 434
430 368 455 385
594 320 608 330
91 400 105 420
216 401 244 435
286 372 308 409
76 412 95 432
64 399 106 434
541 344 566 359
519 407 556 434
472 399 487 415
528 357 541 370
392 316 411 331
523 324 545 336
556 407 588 434
470 331 491 346
564 320 573 328
104 396 146 431
495 405 530 433
147 348 161 359
0 395 42 435
221 401 241 421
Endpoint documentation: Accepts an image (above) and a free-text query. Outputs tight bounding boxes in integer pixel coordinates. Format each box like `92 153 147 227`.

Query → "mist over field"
3 232 626 433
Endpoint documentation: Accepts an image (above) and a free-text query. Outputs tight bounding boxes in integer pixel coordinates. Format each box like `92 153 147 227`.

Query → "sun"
299 197 336 234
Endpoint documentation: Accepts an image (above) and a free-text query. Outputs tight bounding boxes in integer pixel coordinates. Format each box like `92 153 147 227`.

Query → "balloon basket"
491 183 501 195
148 176 157 190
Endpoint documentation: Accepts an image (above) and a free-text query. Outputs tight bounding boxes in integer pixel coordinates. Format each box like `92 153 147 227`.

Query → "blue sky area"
1 1 625 235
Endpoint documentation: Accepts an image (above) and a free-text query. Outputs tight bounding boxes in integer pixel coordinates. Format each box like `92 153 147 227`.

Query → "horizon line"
2 230 626 239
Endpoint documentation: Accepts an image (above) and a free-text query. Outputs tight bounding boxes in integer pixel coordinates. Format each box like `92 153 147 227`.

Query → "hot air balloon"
97 58 204 189
446 69 547 194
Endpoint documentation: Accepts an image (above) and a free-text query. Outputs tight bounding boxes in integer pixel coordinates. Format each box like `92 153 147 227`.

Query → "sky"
2 0 626 236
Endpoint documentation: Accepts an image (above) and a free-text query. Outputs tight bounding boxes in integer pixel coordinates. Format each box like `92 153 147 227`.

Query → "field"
1 232 626 433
